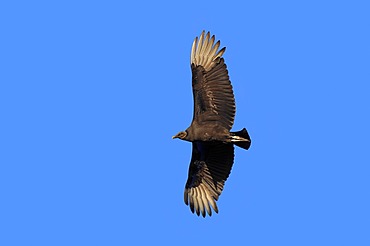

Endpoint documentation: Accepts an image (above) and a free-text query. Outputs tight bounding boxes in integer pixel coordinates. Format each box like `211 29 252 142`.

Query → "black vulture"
173 31 252 217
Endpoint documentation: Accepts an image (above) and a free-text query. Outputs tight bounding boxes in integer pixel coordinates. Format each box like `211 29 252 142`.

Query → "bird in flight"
173 31 251 217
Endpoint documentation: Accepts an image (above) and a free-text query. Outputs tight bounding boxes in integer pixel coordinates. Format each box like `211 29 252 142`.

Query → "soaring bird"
173 31 251 217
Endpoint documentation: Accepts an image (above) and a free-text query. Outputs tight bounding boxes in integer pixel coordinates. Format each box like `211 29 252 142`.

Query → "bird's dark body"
173 31 251 217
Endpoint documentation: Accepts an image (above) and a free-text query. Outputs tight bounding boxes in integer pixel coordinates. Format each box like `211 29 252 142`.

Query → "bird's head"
172 131 188 140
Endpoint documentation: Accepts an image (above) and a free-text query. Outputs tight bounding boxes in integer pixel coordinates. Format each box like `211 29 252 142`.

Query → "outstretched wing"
184 141 235 217
190 31 236 131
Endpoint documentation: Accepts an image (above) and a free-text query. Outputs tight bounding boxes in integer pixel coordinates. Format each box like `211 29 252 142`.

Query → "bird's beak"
172 135 176 139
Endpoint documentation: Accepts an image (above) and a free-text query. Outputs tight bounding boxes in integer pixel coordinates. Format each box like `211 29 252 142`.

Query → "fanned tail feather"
231 128 251 150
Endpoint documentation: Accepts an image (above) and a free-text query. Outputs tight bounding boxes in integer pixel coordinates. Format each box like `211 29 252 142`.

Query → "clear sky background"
1 1 369 245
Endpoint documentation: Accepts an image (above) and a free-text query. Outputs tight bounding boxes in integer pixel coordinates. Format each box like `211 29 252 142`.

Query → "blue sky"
1 1 370 245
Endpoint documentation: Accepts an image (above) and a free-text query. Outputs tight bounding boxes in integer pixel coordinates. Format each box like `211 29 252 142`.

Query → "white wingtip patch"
191 31 226 71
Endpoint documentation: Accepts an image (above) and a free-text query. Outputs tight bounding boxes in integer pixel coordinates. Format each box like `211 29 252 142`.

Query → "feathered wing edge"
190 31 236 130
191 31 226 71
184 142 234 217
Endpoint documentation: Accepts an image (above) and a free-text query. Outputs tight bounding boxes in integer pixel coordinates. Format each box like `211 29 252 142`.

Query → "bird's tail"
230 128 251 150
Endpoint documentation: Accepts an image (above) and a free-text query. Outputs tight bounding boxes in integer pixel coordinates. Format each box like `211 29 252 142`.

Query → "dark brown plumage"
173 31 251 217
